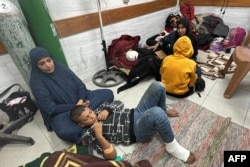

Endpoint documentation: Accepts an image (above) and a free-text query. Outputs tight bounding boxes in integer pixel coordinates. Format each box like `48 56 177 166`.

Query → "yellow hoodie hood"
173 36 194 59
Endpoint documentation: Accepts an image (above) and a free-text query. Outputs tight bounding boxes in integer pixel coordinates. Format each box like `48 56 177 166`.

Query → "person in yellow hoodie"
160 36 199 98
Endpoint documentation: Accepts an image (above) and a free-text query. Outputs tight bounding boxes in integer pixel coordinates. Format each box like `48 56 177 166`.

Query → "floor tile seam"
206 92 250 111
243 101 250 128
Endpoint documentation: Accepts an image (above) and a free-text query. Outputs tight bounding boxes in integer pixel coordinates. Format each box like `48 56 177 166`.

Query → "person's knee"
103 89 114 102
93 89 114 102
55 129 67 139
150 81 165 93
150 106 165 118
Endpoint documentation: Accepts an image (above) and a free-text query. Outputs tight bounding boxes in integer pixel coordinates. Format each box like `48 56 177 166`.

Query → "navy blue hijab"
29 47 88 130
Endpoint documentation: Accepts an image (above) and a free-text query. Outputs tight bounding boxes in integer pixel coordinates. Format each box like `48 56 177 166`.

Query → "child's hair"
70 105 87 124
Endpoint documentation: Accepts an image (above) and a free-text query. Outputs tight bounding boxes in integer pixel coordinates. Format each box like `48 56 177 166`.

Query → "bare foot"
186 152 196 164
166 109 179 117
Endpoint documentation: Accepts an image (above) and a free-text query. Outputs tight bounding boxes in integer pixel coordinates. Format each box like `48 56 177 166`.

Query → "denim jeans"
133 81 174 143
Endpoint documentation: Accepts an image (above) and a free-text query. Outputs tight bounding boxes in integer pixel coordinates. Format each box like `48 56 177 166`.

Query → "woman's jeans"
133 81 174 143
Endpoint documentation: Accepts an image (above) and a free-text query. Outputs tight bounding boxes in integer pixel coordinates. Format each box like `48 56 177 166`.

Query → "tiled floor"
1 72 250 166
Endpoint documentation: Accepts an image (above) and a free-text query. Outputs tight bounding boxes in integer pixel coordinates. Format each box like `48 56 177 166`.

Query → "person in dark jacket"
29 47 114 144
147 17 198 61
146 13 182 46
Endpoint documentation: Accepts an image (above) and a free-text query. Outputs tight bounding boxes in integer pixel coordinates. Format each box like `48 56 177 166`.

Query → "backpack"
195 77 206 97
212 23 229 38
223 27 246 48
180 2 194 20
180 2 194 29
192 13 223 35
107 35 141 68
117 48 159 94
196 32 215 50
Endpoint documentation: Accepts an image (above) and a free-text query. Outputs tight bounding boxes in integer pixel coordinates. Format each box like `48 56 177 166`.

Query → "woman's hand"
76 99 84 105
147 43 159 51
76 99 90 106
98 110 109 121
82 100 90 106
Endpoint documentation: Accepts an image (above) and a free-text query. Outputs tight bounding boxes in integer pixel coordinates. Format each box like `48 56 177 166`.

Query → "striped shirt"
81 100 135 154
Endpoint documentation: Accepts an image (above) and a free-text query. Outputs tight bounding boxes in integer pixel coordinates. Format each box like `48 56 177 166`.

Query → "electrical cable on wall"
220 0 226 13
222 0 229 16
220 0 229 17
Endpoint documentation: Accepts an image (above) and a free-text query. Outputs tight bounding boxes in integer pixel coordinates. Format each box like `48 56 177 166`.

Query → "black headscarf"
176 17 190 35
176 17 198 60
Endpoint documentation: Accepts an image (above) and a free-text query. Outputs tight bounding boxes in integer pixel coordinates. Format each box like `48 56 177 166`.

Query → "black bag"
195 77 206 97
0 84 38 123
117 49 158 94
212 23 229 38
196 32 215 49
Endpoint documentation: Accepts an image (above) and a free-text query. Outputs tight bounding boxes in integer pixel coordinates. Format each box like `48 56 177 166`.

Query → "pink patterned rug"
127 99 250 167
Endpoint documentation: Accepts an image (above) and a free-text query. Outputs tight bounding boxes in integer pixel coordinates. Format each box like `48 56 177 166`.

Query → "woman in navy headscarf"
29 47 114 144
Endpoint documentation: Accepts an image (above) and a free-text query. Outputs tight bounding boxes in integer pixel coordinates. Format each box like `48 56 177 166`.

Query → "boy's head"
71 105 97 127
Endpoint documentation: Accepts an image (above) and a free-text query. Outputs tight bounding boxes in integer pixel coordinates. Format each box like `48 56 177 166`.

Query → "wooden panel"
189 0 250 7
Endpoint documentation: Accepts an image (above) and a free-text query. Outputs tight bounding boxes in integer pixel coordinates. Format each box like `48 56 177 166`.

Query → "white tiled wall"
0 54 29 95
46 0 155 20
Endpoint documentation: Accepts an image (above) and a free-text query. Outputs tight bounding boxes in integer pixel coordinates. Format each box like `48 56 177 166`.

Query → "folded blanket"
197 49 236 80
